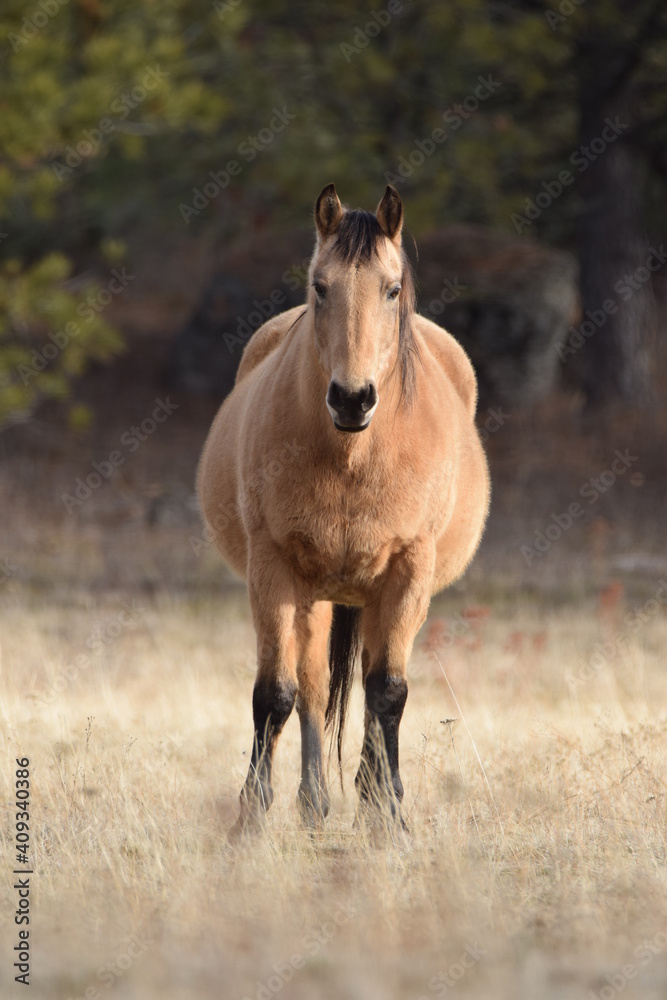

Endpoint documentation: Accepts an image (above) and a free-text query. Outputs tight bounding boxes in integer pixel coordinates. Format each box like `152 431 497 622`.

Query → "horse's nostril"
361 382 377 412
327 380 345 410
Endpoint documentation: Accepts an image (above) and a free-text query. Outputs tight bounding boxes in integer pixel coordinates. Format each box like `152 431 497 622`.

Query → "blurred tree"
574 0 667 407
484 0 667 407
209 0 667 408
0 0 231 427
0 0 664 424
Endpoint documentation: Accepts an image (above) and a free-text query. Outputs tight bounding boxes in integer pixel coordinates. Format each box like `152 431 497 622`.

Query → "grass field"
2 576 667 1000
1 369 667 999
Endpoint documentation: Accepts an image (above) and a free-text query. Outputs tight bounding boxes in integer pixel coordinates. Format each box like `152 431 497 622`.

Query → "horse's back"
413 314 478 419
411 315 490 590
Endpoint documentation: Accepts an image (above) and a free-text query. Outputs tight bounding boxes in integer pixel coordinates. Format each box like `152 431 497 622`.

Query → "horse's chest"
265 472 413 596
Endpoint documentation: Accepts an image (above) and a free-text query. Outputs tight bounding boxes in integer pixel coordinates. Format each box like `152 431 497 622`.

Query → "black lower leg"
356 672 408 809
241 676 297 815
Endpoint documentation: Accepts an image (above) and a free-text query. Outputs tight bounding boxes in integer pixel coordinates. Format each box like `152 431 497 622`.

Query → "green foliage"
0 253 123 428
0 0 665 424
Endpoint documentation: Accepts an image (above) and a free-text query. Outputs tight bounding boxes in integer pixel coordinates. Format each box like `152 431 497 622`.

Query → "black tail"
325 603 362 785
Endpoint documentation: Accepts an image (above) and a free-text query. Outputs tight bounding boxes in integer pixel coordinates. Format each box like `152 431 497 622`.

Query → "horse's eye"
388 284 401 301
313 281 327 300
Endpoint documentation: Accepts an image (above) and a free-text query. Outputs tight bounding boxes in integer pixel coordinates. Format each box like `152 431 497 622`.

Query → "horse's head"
309 183 416 434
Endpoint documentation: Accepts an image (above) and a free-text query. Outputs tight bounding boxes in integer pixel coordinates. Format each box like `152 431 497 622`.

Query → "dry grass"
2 363 667 997
2 581 667 1000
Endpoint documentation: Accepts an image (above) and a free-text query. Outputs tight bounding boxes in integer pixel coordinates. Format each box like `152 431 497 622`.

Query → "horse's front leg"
356 539 435 824
233 535 299 836
295 601 332 827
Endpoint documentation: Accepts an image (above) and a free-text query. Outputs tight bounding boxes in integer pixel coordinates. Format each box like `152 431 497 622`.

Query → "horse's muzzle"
326 380 378 432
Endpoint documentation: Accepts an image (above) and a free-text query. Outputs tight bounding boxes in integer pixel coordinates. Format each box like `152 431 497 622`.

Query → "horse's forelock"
331 210 384 264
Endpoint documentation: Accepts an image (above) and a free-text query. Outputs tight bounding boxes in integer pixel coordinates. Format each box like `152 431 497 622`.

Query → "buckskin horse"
198 184 490 834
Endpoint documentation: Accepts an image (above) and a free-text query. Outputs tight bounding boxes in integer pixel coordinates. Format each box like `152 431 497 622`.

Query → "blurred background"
3 10 667 996
0 0 666 600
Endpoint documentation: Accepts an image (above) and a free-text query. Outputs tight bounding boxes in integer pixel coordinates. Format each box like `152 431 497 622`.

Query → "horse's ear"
315 183 343 238
376 185 403 243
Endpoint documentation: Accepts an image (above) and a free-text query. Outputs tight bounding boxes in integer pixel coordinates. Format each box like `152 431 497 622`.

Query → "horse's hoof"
353 793 410 846
296 787 329 830
227 808 267 844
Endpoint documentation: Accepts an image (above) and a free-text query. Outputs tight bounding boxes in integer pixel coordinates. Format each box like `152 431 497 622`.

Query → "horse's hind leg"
233 538 299 836
356 541 434 825
295 601 332 826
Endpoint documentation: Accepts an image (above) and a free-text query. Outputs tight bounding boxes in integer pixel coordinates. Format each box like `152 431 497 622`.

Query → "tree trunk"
576 46 656 409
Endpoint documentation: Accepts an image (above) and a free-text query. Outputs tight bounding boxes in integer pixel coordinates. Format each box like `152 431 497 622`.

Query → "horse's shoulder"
235 306 307 385
413 314 478 417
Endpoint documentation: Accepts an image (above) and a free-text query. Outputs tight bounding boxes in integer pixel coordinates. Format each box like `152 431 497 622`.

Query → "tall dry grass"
2 582 666 1000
